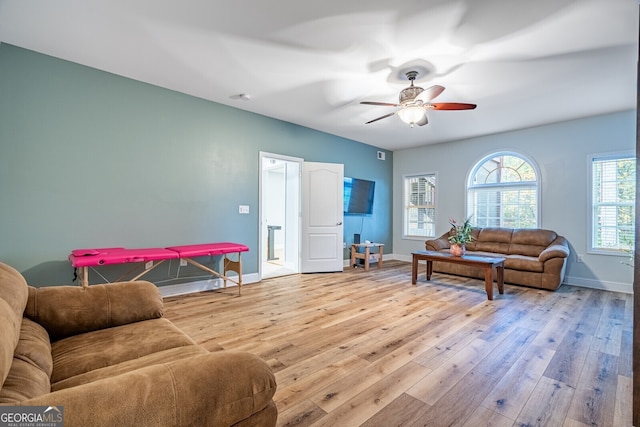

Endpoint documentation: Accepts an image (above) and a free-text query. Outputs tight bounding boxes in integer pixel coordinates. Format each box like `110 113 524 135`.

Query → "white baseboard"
393 254 412 263
159 273 260 297
563 275 633 294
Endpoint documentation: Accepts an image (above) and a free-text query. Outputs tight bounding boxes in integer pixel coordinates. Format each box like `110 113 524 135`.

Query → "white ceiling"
0 0 637 151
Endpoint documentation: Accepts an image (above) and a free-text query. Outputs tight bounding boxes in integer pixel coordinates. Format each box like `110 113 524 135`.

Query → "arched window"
467 152 539 228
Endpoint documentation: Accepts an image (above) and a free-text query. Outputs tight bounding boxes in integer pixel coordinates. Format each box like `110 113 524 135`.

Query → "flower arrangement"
448 216 474 245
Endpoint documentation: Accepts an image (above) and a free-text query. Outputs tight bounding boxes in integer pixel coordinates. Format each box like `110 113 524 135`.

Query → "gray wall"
393 110 636 293
0 43 393 286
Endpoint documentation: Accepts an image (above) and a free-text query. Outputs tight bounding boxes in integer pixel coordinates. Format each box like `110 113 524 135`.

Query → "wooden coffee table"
411 250 506 300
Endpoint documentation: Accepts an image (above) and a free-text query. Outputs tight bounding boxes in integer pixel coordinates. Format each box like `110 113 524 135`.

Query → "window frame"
466 151 541 229
588 151 636 256
403 172 437 240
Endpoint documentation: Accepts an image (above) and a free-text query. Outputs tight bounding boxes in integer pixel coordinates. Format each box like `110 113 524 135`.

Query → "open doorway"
260 153 301 279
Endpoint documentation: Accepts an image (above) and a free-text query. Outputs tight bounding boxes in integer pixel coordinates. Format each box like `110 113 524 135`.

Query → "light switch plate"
239 205 250 214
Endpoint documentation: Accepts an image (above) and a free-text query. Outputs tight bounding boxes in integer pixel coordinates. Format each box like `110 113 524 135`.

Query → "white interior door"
301 162 344 273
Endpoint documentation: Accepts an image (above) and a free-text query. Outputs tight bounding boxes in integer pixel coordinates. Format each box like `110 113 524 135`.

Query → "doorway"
260 153 301 279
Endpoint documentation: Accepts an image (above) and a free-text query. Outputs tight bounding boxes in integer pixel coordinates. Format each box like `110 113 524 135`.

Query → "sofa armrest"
539 244 570 263
24 281 163 341
20 351 277 427
425 237 450 251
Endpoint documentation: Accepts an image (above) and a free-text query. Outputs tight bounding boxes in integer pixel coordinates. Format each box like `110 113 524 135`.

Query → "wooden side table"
351 243 384 271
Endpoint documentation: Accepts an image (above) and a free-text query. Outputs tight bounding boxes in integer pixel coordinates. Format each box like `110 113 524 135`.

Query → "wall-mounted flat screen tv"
344 177 375 215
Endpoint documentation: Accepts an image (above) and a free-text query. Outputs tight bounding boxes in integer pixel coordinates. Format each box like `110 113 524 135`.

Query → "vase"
450 244 466 257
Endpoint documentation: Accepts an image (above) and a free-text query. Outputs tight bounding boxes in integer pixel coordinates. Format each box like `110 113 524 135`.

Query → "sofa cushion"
508 229 558 257
51 318 197 384
504 255 544 273
474 228 512 254
0 358 50 404
25 281 164 342
14 318 53 377
463 228 482 251
0 263 29 390
508 243 547 257
0 318 53 404
52 345 207 391
511 228 557 246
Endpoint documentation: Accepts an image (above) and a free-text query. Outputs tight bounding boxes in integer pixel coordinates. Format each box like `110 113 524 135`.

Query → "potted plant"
448 216 473 256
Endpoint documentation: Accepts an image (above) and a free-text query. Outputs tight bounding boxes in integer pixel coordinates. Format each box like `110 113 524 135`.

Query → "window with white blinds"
467 153 539 228
403 174 436 238
591 153 635 252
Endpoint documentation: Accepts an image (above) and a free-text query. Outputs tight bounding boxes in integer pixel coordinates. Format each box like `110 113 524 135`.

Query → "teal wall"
0 43 393 285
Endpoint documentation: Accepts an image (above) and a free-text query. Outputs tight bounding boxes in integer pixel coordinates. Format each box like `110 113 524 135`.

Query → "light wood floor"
163 260 633 427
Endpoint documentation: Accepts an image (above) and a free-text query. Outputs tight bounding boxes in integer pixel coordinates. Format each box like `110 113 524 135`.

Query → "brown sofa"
425 227 570 291
0 262 277 427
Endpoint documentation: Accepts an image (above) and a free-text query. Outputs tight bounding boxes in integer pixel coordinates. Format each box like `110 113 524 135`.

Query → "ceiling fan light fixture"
398 106 425 127
360 70 475 127
399 86 424 104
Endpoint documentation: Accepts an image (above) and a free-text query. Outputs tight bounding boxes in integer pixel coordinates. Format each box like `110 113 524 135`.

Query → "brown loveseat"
0 262 277 426
425 227 570 291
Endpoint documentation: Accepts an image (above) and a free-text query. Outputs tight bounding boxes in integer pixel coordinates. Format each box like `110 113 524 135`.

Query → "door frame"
259 151 303 280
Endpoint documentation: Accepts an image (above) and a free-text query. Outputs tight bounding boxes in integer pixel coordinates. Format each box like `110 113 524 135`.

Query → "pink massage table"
69 243 249 295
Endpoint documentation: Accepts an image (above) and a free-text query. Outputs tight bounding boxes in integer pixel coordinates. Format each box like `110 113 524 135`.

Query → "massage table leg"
127 260 167 282
78 267 89 288
223 253 243 295
183 257 242 296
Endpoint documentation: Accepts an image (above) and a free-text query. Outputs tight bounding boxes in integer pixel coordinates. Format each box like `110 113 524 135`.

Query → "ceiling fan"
360 71 477 127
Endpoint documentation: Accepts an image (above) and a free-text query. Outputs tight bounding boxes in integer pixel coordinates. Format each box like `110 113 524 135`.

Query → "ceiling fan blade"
365 112 396 124
415 85 445 103
416 114 428 126
430 102 477 110
360 101 400 107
